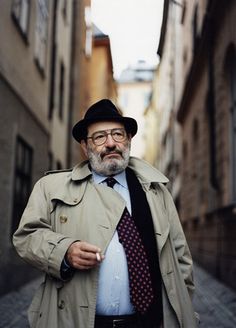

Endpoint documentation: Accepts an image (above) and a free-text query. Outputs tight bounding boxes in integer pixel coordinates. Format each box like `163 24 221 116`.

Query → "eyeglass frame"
86 128 128 146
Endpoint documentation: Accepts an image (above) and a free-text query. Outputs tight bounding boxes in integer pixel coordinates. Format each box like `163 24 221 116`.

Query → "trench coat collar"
71 160 92 181
128 157 169 185
71 157 169 185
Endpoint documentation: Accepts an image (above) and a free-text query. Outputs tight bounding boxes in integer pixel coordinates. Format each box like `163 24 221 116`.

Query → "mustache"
100 148 123 159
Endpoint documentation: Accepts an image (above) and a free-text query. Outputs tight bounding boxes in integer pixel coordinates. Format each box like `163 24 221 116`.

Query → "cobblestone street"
0 276 42 328
0 264 236 328
193 265 236 328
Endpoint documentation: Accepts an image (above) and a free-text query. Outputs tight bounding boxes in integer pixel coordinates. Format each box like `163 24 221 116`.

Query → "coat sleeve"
12 177 78 280
161 184 195 299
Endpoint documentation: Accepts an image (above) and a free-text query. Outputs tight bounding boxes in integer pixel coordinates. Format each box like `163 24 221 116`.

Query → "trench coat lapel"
146 190 170 254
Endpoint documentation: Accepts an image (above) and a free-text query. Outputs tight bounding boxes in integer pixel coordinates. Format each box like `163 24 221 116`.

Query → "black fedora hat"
72 99 138 143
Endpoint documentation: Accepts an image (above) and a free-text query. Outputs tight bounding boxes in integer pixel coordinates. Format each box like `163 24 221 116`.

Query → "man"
13 99 198 328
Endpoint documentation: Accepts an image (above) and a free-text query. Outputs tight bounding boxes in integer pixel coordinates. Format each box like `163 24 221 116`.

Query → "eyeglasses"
87 128 127 146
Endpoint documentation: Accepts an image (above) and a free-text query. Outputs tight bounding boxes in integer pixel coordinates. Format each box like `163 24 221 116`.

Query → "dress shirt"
93 170 135 315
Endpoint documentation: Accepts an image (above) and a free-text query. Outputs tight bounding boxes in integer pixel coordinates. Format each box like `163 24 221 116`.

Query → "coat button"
60 215 68 223
58 300 65 309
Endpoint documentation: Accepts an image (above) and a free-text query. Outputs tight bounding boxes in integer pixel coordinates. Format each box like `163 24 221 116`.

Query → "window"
193 119 199 142
56 161 62 170
183 141 188 159
11 0 30 40
206 91 217 189
224 45 236 201
34 0 49 74
181 1 186 25
59 62 65 120
192 118 199 177
11 137 33 235
48 151 53 171
192 4 199 54
48 0 58 119
62 0 67 22
182 141 188 179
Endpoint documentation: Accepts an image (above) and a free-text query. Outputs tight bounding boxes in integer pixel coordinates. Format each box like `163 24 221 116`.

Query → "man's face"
81 121 132 176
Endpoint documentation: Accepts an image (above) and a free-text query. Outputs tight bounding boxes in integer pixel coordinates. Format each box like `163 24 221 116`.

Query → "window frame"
11 136 33 235
34 0 49 76
11 0 31 43
59 61 65 120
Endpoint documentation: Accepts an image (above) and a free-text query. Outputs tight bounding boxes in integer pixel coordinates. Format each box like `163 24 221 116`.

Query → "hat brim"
72 116 138 143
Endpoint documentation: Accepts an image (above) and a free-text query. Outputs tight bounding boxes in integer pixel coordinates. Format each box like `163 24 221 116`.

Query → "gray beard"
87 146 130 176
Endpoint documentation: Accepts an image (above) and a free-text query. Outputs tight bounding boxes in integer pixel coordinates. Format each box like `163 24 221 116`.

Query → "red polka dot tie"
105 177 154 314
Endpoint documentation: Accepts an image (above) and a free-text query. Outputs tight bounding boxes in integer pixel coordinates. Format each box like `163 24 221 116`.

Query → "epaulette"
44 168 73 176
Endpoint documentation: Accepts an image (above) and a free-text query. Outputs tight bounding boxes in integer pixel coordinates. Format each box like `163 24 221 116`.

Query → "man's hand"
66 241 104 270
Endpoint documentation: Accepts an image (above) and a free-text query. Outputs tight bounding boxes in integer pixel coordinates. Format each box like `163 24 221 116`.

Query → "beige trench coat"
13 157 198 328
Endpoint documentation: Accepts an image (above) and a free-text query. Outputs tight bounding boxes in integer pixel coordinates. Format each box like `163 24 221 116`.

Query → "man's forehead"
88 121 124 133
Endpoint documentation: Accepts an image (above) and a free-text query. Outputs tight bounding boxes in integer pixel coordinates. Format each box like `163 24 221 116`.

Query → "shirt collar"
92 170 128 189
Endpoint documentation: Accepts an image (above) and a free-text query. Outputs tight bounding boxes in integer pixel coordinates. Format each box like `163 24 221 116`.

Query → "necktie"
105 177 154 314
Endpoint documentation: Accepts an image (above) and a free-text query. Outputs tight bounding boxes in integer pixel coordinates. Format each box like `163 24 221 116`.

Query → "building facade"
178 0 236 291
0 0 76 295
69 3 117 164
0 0 117 295
156 0 184 205
69 0 92 165
49 0 74 170
157 0 236 291
143 67 161 167
89 25 117 105
118 61 155 158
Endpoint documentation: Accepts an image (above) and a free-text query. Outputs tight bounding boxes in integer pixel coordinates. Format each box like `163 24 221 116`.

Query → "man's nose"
104 133 116 147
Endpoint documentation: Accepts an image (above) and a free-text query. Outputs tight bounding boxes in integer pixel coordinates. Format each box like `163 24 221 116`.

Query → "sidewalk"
0 276 42 328
193 264 236 328
0 264 236 327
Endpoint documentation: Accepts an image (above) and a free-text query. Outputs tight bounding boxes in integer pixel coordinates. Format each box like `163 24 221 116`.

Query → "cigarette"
96 252 101 262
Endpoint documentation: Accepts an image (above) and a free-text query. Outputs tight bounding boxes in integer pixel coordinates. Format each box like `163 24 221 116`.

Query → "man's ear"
81 140 88 157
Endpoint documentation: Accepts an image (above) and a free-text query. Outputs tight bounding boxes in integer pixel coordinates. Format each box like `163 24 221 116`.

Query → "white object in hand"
96 252 101 262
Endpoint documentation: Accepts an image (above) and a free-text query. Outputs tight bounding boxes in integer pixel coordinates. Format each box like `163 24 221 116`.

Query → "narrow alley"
0 263 236 328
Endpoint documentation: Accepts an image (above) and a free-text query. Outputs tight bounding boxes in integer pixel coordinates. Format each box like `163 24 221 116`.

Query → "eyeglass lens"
90 128 126 145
